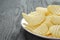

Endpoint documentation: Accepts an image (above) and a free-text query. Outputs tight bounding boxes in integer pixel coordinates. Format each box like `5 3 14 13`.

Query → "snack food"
22 5 60 38
49 25 60 38
22 11 45 26
44 16 53 27
33 23 48 35
36 7 51 16
36 7 47 14
51 15 60 25
48 5 60 16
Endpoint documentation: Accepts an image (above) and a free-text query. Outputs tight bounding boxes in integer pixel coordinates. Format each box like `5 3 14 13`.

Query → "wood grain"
0 0 60 40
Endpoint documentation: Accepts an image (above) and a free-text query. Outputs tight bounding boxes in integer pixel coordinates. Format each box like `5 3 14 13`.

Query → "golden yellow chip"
23 23 39 31
48 5 60 16
44 16 53 27
36 7 52 16
22 13 45 26
49 25 60 38
51 15 60 25
36 7 47 13
33 23 48 35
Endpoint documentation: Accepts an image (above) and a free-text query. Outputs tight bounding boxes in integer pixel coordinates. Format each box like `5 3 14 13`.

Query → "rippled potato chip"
44 16 53 27
36 7 52 16
22 12 45 26
23 23 40 31
51 15 60 25
49 25 60 38
33 23 48 35
48 5 60 16
36 7 47 14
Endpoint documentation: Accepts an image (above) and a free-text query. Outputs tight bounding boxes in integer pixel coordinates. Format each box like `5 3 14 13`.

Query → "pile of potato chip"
22 5 60 38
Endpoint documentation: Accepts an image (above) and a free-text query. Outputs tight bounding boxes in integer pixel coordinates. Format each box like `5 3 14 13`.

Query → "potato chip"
33 23 48 35
49 25 60 38
51 15 60 24
36 7 52 16
44 16 53 27
23 23 39 31
48 5 60 16
22 12 45 26
36 7 47 13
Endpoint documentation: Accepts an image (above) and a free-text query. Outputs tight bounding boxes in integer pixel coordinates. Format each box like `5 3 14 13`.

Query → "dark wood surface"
0 0 60 40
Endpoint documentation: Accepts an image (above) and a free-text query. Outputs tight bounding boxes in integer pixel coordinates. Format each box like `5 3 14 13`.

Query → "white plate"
21 18 60 40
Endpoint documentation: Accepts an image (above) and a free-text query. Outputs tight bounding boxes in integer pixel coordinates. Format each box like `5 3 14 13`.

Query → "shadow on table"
18 27 49 40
